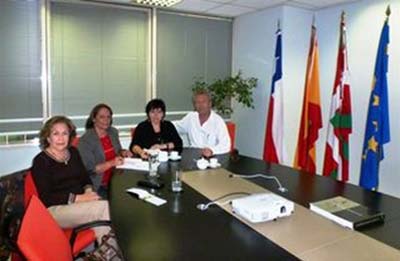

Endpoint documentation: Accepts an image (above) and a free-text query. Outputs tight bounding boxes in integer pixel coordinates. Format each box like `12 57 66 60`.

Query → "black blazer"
129 120 183 153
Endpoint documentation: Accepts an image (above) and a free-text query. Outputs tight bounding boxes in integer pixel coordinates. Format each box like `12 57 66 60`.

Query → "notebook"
309 196 384 230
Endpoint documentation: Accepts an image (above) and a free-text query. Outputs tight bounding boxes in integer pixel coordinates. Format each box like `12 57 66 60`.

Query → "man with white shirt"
175 90 231 157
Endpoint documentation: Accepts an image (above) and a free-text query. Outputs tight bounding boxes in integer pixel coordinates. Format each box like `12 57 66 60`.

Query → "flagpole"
375 4 390 191
312 14 315 27
341 11 349 71
375 5 390 192
263 18 284 163
322 10 352 182
293 18 322 173
386 5 391 22
359 5 391 190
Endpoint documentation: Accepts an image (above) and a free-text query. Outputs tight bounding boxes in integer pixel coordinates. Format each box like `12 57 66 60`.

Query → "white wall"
0 137 132 177
0 144 40 175
317 0 400 197
232 5 313 162
231 6 284 159
232 0 400 198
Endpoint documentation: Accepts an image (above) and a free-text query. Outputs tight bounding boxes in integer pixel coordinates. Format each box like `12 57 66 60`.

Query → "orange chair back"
17 195 73 261
226 121 236 151
23 171 96 255
71 136 80 148
24 171 38 208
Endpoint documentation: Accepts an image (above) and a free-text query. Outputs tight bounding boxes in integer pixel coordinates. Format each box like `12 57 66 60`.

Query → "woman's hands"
139 150 149 160
134 142 174 160
133 145 149 159
110 156 124 167
120 149 133 158
96 156 124 174
150 142 174 151
75 190 101 202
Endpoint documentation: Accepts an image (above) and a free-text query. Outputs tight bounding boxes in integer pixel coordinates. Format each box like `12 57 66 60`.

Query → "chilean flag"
263 26 284 164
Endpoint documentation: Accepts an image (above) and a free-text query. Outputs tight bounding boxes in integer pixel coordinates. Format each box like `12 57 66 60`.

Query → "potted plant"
192 71 257 115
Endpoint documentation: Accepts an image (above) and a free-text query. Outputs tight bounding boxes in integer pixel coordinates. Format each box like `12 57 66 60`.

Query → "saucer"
169 155 181 161
209 163 221 169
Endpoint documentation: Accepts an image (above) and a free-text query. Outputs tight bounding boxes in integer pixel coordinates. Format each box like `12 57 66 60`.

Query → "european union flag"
360 18 390 190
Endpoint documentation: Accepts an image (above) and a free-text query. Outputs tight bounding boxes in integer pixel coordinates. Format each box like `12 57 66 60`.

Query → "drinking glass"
148 152 159 177
171 169 183 192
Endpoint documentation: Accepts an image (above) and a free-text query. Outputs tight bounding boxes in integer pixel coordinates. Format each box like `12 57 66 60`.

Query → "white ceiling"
169 0 360 17
104 0 360 17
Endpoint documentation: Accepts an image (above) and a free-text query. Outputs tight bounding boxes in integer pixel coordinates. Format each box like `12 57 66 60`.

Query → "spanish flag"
294 23 322 173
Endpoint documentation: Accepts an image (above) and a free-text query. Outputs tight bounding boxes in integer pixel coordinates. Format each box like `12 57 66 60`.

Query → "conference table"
109 149 400 260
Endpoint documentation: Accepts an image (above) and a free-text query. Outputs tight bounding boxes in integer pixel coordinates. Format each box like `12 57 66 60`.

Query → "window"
50 2 149 128
156 11 232 112
0 0 42 133
0 1 232 143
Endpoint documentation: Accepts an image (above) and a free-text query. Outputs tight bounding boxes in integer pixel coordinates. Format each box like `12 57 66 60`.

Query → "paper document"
117 158 149 171
126 187 167 206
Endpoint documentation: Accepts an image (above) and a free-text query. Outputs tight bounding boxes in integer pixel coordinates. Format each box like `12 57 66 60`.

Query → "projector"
231 193 294 223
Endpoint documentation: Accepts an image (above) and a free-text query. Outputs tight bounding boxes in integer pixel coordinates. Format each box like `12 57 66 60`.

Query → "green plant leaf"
192 71 257 114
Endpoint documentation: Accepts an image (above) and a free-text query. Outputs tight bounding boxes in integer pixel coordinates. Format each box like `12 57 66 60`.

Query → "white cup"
209 158 218 167
196 158 209 170
170 151 179 159
159 151 168 162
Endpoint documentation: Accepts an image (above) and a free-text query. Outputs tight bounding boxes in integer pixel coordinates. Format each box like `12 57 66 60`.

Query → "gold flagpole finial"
341 11 345 22
386 5 391 20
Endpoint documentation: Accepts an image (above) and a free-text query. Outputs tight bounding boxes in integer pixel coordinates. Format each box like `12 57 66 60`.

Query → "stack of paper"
126 187 166 206
117 158 149 171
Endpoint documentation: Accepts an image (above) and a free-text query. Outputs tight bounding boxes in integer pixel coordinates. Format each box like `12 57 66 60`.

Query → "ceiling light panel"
134 0 183 7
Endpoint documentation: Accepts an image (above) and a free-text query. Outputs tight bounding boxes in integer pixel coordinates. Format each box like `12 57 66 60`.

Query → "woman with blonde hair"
31 116 110 243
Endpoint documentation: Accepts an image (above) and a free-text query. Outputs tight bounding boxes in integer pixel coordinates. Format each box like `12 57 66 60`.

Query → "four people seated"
175 90 231 157
27 94 230 258
130 99 183 159
31 116 111 243
78 104 132 196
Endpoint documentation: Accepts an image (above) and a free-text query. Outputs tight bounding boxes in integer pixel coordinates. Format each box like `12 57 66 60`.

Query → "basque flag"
323 12 352 182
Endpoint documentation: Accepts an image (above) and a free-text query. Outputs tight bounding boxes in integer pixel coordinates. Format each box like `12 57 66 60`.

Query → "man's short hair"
192 89 212 103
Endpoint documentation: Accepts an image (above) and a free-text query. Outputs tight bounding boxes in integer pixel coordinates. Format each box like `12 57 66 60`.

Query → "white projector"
231 193 294 223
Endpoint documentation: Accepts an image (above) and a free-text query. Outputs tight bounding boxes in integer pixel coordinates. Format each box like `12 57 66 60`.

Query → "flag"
360 9 391 190
322 13 352 182
263 24 284 163
294 23 322 173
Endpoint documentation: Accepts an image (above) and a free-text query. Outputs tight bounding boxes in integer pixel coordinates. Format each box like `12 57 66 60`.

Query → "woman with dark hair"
31 116 110 243
78 103 132 195
130 99 182 159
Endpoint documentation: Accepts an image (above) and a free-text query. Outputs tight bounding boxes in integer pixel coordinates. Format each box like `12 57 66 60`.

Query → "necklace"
45 149 70 165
